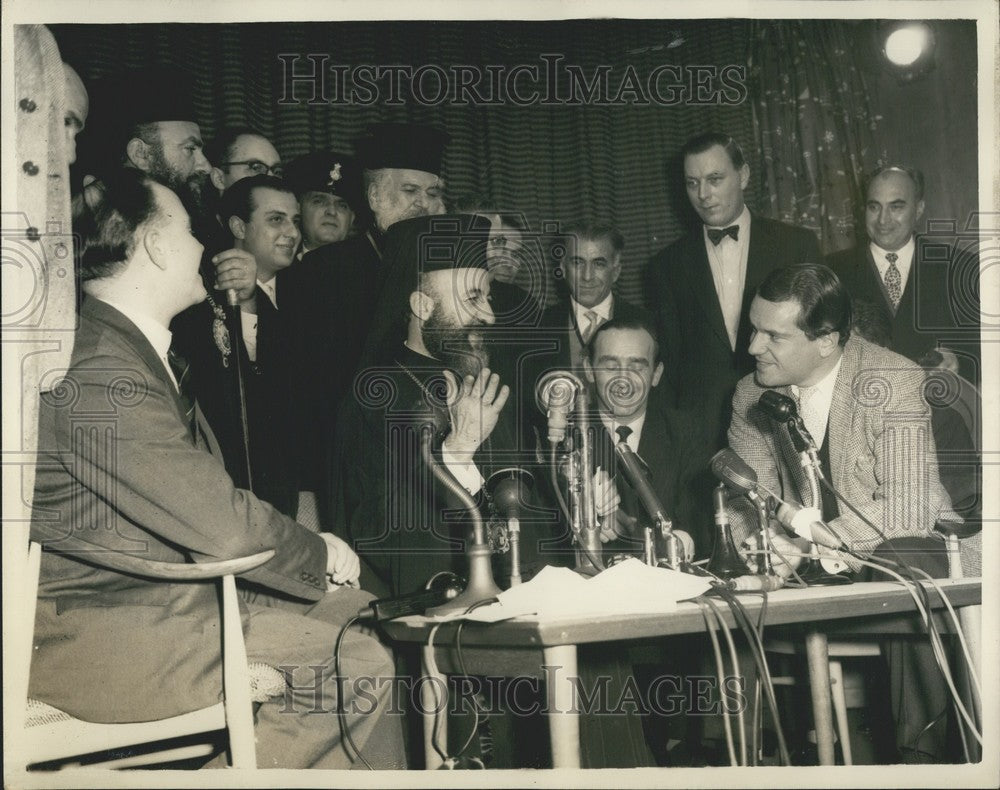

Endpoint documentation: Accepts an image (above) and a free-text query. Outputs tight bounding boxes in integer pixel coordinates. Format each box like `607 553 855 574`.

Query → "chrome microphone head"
759 390 798 422
710 447 759 494
534 370 583 414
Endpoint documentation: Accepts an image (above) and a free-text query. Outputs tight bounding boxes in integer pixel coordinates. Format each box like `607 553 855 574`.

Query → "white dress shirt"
790 355 843 449
703 205 751 351
240 277 279 362
571 293 613 342
598 410 647 459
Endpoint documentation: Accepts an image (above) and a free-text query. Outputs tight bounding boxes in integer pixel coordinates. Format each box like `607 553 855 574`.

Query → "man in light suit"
648 133 821 448
726 263 970 762
30 169 405 769
826 164 980 386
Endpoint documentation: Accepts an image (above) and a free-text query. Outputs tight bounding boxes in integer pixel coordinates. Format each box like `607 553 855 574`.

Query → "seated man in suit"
582 315 709 559
726 263 975 762
30 169 405 769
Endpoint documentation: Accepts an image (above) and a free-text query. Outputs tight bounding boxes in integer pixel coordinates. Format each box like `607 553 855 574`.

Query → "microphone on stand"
534 370 583 443
709 448 775 575
486 468 534 587
757 392 851 582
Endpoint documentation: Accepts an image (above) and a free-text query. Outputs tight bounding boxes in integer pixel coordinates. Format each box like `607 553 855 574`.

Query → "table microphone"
758 390 816 453
535 370 582 443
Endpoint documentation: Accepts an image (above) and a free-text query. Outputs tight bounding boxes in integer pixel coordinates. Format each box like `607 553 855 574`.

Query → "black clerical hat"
354 122 450 175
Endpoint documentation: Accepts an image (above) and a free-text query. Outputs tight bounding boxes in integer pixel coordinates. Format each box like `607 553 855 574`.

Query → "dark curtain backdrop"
51 19 978 310
52 19 760 308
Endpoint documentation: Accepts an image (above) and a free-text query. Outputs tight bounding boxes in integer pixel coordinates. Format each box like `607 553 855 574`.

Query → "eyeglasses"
220 160 284 178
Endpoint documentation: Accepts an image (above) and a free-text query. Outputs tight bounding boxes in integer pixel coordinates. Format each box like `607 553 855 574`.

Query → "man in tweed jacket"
726 264 959 562
725 263 971 762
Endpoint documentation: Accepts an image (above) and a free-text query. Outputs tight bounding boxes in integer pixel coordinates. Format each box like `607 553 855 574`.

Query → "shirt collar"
870 235 915 271
598 409 647 449
704 204 750 233
98 297 173 362
571 292 614 326
257 277 278 308
792 353 843 404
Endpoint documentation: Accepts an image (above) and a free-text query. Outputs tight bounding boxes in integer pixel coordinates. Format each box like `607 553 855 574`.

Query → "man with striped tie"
826 165 979 387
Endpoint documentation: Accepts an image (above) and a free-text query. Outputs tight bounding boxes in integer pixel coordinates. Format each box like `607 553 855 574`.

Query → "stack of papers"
459 559 713 623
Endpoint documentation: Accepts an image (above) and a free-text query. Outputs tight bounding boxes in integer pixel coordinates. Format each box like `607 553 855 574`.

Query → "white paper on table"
461 558 712 623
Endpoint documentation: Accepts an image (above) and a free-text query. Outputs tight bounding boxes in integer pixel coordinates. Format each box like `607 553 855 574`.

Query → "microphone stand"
787 420 851 585
420 426 502 616
224 290 254 490
573 399 603 576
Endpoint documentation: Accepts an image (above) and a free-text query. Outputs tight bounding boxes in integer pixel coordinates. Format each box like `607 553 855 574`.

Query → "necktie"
707 225 739 245
884 252 902 310
167 349 196 438
581 309 600 344
797 385 822 449
615 424 633 445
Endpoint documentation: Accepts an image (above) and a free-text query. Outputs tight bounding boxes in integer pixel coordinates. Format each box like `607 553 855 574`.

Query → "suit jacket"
649 215 820 445
826 241 980 384
726 336 959 567
30 296 328 722
590 403 714 559
171 289 299 516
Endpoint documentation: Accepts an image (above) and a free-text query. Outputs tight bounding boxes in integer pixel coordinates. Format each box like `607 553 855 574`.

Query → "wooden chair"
17 542 280 770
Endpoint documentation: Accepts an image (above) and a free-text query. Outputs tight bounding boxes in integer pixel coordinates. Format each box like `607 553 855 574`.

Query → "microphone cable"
333 615 375 770
708 585 791 766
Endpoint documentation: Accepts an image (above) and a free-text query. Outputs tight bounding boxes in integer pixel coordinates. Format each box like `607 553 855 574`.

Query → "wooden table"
382 578 982 769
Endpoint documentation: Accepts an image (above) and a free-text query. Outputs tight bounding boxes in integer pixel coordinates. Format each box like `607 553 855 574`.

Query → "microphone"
758 390 814 453
535 370 583 443
614 441 670 527
710 447 759 496
775 503 849 551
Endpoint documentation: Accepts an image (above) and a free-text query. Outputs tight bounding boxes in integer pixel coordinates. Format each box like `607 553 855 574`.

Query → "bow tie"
707 225 739 245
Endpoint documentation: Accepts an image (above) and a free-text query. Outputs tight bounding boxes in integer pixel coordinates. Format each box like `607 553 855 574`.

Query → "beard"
146 145 215 228
422 305 490 379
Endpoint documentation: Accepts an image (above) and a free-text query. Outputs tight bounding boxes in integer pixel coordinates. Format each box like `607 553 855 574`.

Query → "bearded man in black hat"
279 122 450 509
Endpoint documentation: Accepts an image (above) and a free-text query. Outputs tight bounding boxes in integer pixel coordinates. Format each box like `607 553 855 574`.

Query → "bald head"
62 63 88 164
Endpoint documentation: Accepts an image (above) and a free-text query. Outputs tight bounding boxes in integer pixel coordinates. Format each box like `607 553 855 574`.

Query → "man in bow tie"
826 165 979 387
648 133 820 452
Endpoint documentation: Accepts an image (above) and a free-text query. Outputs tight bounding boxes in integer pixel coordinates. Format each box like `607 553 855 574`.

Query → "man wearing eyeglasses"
207 126 284 195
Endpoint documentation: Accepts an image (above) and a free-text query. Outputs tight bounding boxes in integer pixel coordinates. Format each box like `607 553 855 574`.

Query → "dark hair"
851 299 892 348
73 169 160 281
867 164 925 201
218 174 295 227
681 132 746 170
563 221 625 257
204 126 265 170
756 264 852 346
588 313 661 365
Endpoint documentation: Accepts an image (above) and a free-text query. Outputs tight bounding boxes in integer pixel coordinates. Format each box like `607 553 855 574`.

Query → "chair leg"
829 661 852 766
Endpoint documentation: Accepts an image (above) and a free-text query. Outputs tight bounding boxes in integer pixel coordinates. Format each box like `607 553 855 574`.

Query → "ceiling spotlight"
878 21 937 83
